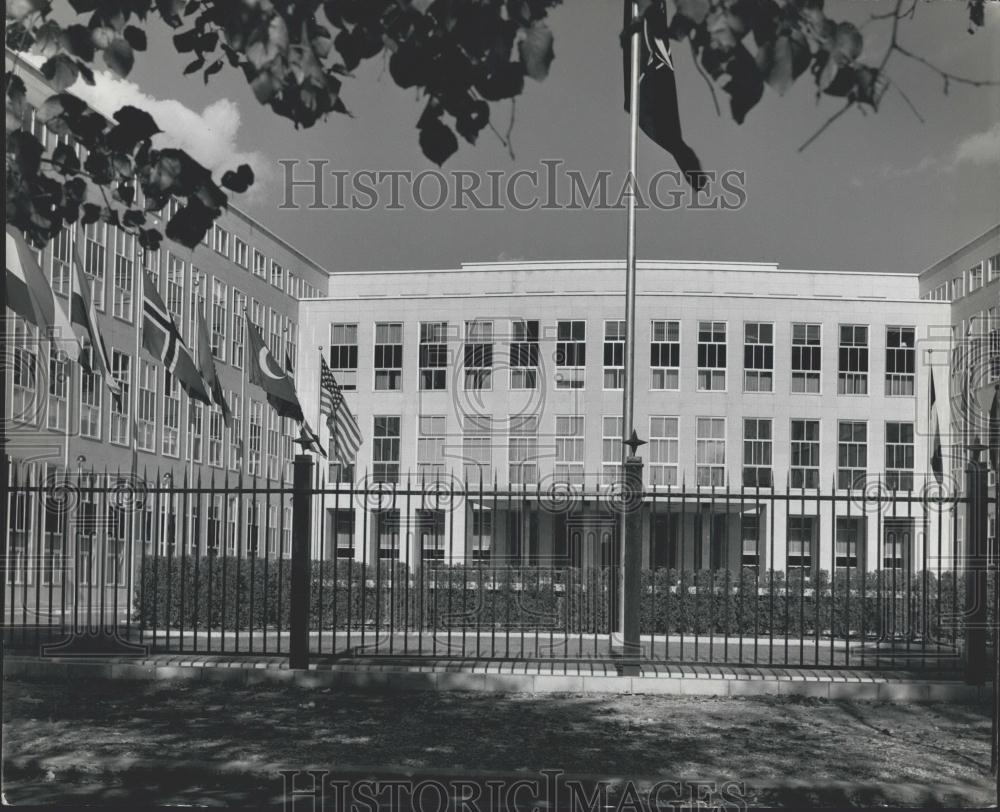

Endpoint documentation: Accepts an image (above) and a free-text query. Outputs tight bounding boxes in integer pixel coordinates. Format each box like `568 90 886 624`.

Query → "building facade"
298 260 958 573
4 54 330 586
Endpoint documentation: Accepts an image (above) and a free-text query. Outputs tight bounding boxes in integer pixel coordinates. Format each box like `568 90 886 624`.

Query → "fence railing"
2 455 996 672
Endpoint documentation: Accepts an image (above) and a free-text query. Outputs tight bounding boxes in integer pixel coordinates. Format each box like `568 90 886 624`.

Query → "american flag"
320 355 362 466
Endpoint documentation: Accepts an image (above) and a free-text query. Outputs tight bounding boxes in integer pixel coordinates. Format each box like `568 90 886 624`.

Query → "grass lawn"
2 675 995 807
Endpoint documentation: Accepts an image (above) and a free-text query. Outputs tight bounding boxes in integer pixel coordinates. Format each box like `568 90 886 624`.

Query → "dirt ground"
2 675 995 807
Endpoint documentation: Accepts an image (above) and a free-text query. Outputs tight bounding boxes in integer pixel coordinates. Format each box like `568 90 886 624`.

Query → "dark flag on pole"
245 317 304 422
929 368 944 485
623 0 705 190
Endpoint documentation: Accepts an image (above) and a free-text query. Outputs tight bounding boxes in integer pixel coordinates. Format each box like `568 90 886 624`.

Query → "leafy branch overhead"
4 0 996 253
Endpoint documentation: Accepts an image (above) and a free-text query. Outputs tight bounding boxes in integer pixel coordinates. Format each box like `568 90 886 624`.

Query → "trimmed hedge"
134 556 987 641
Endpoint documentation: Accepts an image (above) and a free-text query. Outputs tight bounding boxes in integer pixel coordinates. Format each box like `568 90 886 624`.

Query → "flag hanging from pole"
929 368 943 485
320 355 362 466
5 228 81 364
297 420 328 458
623 0 705 191
70 245 121 396
196 306 232 427
245 316 304 422
141 271 210 405
989 384 999 475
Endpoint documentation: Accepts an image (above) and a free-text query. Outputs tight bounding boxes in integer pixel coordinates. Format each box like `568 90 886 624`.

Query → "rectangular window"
970 262 983 291
419 322 448 390
838 324 868 395
233 237 248 269
374 322 403 391
270 261 284 290
248 402 263 476
742 418 772 487
166 254 184 324
790 419 820 489
697 321 727 391
510 319 539 390
229 391 242 471
266 411 279 480
212 224 229 258
140 246 160 290
555 320 586 389
286 320 297 372
161 372 180 457
50 226 73 296
332 509 355 558
791 323 821 393
837 420 867 489
602 415 623 485
268 309 282 359
696 417 726 487
885 326 915 396
649 416 679 486
835 518 862 569
84 222 107 311
252 248 266 278
554 416 585 485
188 268 204 344
989 254 1000 283
417 415 446 479
373 416 401 483
462 415 492 483
211 279 227 361
112 228 135 321
11 319 37 424
787 516 815 572
603 320 625 389
109 351 131 446
47 347 69 432
471 509 493 560
188 401 204 463
136 360 157 453
208 406 224 467
80 371 104 440
230 289 246 369
508 414 538 485
743 322 774 392
464 319 493 390
330 323 358 390
952 275 964 300
885 421 914 491
650 320 680 390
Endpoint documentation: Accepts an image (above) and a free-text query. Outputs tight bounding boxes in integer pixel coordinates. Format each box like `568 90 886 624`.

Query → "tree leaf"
40 54 79 91
418 117 458 166
80 202 102 225
183 56 205 74
6 131 43 178
103 38 135 77
123 208 146 229
60 23 95 60
123 25 148 52
203 58 223 81
220 163 254 193
165 197 217 249
52 141 80 173
518 21 554 81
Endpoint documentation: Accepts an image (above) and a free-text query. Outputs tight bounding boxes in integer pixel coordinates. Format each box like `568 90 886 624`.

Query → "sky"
63 0 1000 274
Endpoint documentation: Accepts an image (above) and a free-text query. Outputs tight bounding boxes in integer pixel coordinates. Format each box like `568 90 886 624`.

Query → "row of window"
353 414 919 491
924 253 1000 301
37 229 301 372
9 334 297 480
206 220 321 300
329 320 919 396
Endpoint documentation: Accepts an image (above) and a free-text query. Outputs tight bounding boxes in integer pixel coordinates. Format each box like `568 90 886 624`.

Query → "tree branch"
892 43 1000 89
690 40 721 118
797 100 854 152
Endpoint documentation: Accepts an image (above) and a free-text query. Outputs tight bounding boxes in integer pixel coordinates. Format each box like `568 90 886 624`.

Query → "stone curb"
3 655 988 702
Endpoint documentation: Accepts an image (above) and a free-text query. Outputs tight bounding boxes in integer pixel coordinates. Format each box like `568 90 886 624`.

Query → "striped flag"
297 420 327 458
989 384 999 475
929 368 943 485
70 245 120 396
196 305 232 427
142 271 210 404
5 228 81 364
320 355 361 466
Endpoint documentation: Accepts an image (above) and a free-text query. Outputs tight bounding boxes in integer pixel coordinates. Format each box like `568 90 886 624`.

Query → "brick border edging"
3 656 988 702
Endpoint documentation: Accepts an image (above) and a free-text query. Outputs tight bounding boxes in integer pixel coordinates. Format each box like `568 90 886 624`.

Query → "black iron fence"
2 456 996 671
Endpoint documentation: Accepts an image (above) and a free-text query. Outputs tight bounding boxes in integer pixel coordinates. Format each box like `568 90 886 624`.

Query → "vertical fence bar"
403 476 410 656
208 471 217 655
289 455 314 669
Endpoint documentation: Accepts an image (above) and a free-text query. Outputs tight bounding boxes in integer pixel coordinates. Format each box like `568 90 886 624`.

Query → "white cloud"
951 121 1000 167
20 53 272 194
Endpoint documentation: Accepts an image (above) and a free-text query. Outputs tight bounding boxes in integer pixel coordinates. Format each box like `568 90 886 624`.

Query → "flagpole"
618 0 642 645
63 242 74 475
127 248 144 608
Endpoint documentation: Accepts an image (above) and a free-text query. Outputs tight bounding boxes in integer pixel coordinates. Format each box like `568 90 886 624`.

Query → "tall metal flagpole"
128 251 145 605
63 241 75 475
618 0 643 657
